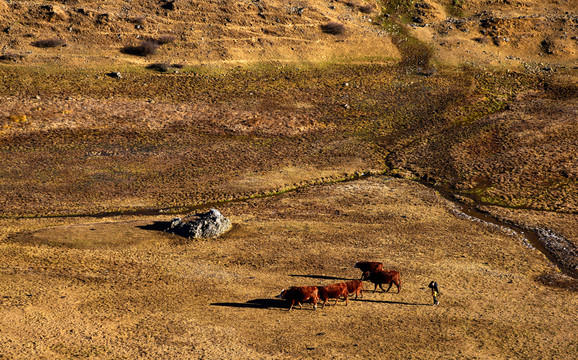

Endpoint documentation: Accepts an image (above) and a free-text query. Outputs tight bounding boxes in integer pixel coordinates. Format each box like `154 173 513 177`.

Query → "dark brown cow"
364 270 401 293
354 261 383 280
345 280 364 299
317 282 349 308
277 286 319 311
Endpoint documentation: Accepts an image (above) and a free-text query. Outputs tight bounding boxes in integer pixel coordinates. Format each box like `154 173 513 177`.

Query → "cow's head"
277 289 287 299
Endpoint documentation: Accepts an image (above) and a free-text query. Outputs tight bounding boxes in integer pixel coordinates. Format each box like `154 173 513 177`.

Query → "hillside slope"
1 0 576 68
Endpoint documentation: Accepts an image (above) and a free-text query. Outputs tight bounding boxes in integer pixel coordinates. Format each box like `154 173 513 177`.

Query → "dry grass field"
1 178 577 359
1 0 577 358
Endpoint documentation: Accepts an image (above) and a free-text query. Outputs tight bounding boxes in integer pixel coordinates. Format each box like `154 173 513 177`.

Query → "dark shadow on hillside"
289 274 352 281
355 298 430 306
137 221 171 232
211 298 288 309
536 273 578 291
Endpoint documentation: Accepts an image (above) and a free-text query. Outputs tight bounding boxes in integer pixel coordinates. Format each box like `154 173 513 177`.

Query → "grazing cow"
277 286 319 311
317 282 349 308
364 270 401 293
354 261 383 280
345 280 364 299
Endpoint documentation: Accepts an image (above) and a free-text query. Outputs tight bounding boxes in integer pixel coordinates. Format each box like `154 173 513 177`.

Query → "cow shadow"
289 274 352 281
355 298 430 306
211 298 287 310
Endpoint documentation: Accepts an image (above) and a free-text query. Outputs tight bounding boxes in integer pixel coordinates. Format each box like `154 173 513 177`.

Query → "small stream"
424 181 578 279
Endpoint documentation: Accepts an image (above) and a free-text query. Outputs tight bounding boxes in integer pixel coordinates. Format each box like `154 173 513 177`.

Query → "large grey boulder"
167 208 232 239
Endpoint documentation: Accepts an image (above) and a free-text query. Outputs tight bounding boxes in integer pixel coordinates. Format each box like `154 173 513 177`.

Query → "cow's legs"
385 282 393 292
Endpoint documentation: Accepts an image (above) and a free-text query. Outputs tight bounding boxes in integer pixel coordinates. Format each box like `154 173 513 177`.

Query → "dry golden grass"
1 178 576 358
0 0 577 358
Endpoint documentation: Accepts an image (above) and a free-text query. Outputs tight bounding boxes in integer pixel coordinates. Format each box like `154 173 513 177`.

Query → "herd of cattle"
277 261 401 310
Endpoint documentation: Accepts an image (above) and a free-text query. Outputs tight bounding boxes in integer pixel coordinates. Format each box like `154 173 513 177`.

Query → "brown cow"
317 282 349 308
364 270 401 293
354 261 383 280
277 286 319 311
345 280 364 299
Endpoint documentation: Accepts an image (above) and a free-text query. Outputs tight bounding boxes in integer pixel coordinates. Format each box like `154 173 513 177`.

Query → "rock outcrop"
166 209 232 239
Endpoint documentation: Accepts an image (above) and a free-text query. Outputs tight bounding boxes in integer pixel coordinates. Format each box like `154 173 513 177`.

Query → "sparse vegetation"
448 0 465 17
0 53 25 62
155 35 177 45
121 39 160 56
31 38 66 48
359 4 375 13
0 0 576 358
146 62 170 72
320 21 346 35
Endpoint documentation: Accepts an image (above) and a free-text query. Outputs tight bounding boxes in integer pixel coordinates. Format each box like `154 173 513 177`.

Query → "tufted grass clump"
31 38 66 48
121 39 159 56
321 22 346 35
155 35 176 45
358 4 374 14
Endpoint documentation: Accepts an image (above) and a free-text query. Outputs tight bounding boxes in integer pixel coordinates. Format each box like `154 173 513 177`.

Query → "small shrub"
155 35 176 45
358 4 374 14
146 63 170 72
0 53 25 62
121 39 159 56
321 22 346 35
31 38 66 48
146 63 185 72
473 36 489 44
130 16 146 25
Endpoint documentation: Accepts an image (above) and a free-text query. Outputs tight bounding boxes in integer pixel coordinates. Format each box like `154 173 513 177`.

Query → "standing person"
428 281 439 305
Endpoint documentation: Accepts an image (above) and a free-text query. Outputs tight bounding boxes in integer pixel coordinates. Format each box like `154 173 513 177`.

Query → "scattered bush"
121 39 159 56
321 22 346 35
155 35 176 45
129 16 146 26
0 53 25 62
146 62 185 72
146 63 170 72
473 36 490 44
358 5 374 14
31 38 66 48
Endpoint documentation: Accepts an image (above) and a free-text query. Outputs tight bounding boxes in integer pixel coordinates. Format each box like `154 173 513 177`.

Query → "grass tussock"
0 53 25 62
155 35 177 45
121 39 160 57
358 4 375 14
121 36 176 57
31 38 66 48
321 22 346 35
